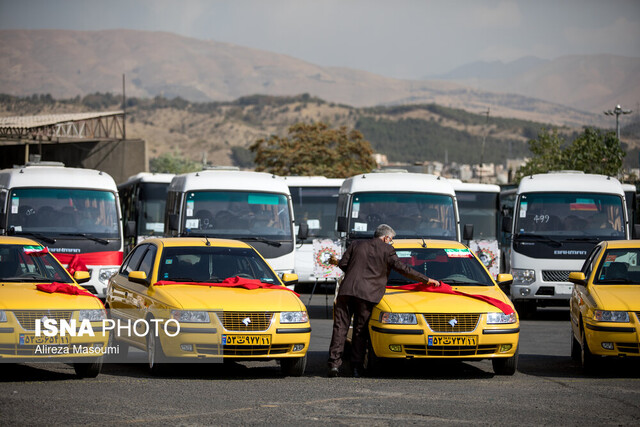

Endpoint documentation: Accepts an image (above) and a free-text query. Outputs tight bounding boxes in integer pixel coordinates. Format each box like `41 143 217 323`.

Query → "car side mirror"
129 271 149 286
125 220 136 238
463 224 474 241
337 216 348 233
281 273 298 286
168 214 179 232
568 272 586 286
297 222 309 240
74 271 91 284
502 216 512 233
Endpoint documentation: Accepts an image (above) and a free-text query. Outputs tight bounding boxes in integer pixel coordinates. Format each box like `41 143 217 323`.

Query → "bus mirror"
297 222 309 240
633 224 640 239
463 224 474 241
125 221 136 238
168 214 179 232
502 216 512 233
337 216 348 233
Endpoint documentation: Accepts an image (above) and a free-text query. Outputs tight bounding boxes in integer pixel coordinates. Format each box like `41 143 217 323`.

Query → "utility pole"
604 104 632 140
122 74 126 140
479 108 490 183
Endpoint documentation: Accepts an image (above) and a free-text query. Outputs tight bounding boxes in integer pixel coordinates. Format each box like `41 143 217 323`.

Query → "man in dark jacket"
327 224 439 377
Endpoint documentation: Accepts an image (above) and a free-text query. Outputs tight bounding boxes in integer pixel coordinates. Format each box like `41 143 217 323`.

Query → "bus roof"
0 165 117 191
119 172 175 188
518 173 624 195
169 170 291 194
284 176 344 187
450 181 500 193
339 172 455 196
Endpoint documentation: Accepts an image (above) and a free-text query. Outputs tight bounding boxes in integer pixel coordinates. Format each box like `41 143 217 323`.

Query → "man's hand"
426 278 440 287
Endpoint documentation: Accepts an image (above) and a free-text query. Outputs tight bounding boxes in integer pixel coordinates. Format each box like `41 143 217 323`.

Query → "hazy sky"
1 0 639 79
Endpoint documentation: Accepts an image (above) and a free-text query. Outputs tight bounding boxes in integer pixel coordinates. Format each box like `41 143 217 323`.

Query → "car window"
137 245 157 278
594 248 640 284
0 244 72 283
582 245 602 279
120 244 148 276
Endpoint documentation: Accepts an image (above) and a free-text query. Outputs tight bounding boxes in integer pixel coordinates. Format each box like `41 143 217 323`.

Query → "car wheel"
492 346 518 375
514 301 536 319
363 341 385 376
280 354 307 377
580 324 598 373
570 328 581 361
147 325 166 376
73 357 103 378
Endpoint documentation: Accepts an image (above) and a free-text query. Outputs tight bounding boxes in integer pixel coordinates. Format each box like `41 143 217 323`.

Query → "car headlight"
98 267 119 284
280 311 309 323
380 312 417 324
593 310 629 322
171 310 210 323
512 268 535 285
486 312 517 324
0 310 6 322
78 309 106 322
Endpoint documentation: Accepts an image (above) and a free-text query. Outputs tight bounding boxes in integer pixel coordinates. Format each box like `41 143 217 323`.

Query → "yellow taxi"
569 240 640 371
105 237 310 376
365 239 519 375
0 236 108 378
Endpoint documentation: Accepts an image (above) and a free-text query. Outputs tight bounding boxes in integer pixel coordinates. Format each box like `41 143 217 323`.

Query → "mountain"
0 29 608 127
432 55 640 114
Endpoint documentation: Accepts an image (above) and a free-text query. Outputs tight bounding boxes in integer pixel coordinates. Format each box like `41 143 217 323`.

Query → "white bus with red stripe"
0 163 124 298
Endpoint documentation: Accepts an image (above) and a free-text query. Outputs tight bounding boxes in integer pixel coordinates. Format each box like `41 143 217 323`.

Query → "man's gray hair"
374 224 396 238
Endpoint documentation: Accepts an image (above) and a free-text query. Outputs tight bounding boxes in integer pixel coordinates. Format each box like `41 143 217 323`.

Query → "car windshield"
388 247 493 286
7 188 120 238
349 192 457 240
137 182 169 235
183 191 292 240
290 186 340 239
594 248 640 284
158 246 281 284
456 191 498 240
0 244 73 283
514 192 625 239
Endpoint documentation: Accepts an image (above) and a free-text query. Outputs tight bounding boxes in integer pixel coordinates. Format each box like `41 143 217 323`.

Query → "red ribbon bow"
35 282 103 305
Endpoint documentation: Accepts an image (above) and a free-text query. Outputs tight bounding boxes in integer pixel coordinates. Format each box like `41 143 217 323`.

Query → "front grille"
196 344 291 356
542 270 571 282
422 313 480 333
404 344 498 356
13 310 73 331
216 312 274 332
616 343 640 354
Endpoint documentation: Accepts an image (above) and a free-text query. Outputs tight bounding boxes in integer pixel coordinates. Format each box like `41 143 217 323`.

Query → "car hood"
378 286 513 314
150 284 306 312
591 285 640 311
0 282 103 310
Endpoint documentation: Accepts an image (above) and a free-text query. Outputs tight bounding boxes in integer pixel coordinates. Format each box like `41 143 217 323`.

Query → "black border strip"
483 328 520 335
585 323 635 333
276 327 312 334
371 326 424 335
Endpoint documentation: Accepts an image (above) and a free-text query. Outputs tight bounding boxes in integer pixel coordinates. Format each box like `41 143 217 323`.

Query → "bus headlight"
512 269 535 285
98 268 119 284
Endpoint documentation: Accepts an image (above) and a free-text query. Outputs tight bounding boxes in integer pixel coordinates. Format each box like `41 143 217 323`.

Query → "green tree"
149 152 200 174
250 122 376 178
516 127 625 182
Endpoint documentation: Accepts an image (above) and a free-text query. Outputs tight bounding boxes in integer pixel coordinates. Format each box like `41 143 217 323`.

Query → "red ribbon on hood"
154 276 300 297
35 282 103 305
52 251 123 275
386 281 514 315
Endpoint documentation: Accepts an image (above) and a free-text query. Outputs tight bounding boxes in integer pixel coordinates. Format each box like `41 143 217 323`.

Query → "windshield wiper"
241 237 282 247
9 229 57 244
61 233 109 245
515 233 562 247
564 237 600 243
1 277 54 282
596 279 629 284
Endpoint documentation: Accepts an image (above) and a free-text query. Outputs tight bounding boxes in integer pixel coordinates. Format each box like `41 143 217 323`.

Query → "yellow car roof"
0 235 46 246
392 239 469 250
143 237 253 249
600 239 640 249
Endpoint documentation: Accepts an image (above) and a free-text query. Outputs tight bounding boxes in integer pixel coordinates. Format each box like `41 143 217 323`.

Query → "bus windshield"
457 191 498 240
290 186 340 239
183 191 292 239
514 192 625 239
7 188 120 238
348 192 457 240
138 183 169 235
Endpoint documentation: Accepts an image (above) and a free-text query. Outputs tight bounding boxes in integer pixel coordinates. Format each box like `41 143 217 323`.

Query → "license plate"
428 335 477 346
19 334 70 345
556 284 574 295
222 335 270 346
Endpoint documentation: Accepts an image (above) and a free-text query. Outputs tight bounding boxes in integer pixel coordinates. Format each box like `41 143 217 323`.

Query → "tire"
147 328 166 376
363 341 384 376
280 354 307 377
581 325 598 373
514 301 536 319
74 357 103 378
492 346 518 375
570 329 581 361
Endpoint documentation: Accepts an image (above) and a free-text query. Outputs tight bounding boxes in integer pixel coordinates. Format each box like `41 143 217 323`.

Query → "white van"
504 172 630 315
0 163 124 297
285 176 344 284
118 172 174 254
336 171 462 243
164 169 299 282
451 181 501 277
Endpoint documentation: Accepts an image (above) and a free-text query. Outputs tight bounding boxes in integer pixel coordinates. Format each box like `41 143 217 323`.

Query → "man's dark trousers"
328 294 375 370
